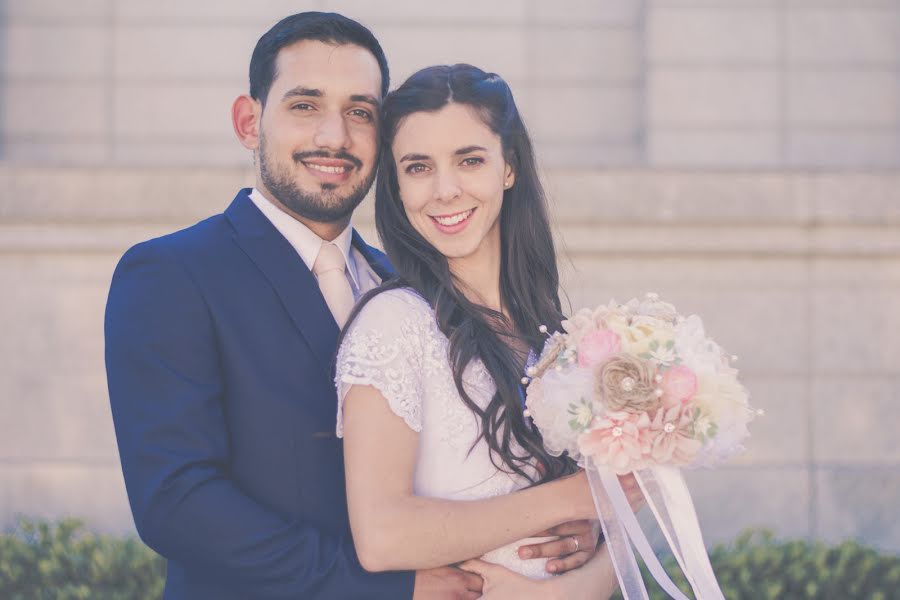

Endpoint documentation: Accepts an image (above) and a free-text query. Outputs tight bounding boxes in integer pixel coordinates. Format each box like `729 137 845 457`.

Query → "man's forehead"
271 39 382 100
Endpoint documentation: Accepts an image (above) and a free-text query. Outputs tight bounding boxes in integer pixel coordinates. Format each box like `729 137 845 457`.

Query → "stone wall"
1 167 898 552
3 0 898 168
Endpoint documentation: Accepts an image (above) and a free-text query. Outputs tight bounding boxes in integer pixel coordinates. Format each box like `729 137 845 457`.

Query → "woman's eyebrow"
454 145 487 155
399 153 430 162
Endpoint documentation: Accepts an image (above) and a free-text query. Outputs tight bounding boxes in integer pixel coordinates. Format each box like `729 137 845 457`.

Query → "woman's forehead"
393 104 500 155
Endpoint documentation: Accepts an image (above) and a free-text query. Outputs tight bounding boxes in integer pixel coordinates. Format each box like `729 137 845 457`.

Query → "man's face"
256 40 382 223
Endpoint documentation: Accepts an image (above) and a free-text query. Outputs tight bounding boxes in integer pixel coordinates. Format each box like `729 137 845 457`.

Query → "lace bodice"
335 288 553 579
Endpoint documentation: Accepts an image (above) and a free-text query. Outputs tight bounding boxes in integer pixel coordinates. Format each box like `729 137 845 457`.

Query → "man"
106 12 597 599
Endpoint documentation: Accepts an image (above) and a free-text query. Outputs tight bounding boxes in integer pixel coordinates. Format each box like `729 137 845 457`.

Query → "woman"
337 65 622 598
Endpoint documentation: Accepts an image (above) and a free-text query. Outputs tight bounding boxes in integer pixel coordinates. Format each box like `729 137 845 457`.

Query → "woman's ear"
503 163 516 189
232 95 262 150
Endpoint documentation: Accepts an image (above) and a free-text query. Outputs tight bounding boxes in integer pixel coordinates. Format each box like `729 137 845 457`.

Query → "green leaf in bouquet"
566 398 593 431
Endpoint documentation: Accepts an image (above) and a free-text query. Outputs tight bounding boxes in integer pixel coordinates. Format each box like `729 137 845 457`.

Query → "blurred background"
1 0 898 560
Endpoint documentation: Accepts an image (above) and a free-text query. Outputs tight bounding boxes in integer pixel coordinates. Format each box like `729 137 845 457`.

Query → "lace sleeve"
335 289 430 437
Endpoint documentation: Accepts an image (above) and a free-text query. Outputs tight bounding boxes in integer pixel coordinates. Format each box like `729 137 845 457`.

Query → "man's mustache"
293 150 363 170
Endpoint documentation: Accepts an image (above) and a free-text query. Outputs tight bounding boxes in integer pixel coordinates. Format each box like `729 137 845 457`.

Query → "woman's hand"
459 559 551 600
566 469 647 521
618 472 646 513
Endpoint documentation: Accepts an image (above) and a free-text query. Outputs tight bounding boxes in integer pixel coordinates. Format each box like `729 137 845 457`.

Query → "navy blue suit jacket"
105 189 414 599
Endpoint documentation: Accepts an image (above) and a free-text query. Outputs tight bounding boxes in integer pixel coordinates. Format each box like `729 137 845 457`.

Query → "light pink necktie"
313 242 355 328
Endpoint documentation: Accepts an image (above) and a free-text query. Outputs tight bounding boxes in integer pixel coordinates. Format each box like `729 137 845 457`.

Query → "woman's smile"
430 208 476 234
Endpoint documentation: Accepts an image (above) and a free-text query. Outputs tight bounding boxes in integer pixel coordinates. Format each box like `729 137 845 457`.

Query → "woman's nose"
433 170 462 203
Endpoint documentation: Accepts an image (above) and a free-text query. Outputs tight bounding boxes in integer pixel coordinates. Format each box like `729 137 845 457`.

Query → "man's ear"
232 95 262 150
503 163 516 190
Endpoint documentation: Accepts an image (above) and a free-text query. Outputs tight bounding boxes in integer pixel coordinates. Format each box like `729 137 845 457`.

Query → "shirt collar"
249 188 359 288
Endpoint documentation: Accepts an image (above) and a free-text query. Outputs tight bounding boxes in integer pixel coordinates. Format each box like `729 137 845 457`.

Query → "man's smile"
299 157 357 184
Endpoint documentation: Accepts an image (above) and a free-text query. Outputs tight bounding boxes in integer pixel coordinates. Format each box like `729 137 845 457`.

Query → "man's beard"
258 133 375 224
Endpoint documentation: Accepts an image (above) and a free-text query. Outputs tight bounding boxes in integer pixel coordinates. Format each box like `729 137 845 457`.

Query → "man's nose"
313 111 350 151
433 169 462 203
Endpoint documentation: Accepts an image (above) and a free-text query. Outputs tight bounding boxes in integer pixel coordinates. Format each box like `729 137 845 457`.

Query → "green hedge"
613 530 900 600
2 520 898 599
0 518 164 600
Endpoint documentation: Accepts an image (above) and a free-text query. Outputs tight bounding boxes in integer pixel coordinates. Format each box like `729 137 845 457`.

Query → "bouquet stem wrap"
586 459 726 600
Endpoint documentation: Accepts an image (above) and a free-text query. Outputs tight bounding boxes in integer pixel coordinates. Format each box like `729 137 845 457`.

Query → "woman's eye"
405 163 428 174
461 157 484 167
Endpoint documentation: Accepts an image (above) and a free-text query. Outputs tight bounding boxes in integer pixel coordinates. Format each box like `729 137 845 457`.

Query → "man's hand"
413 566 483 600
516 519 599 574
516 472 648 575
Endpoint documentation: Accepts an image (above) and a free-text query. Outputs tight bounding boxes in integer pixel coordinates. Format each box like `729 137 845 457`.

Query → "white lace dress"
336 288 554 579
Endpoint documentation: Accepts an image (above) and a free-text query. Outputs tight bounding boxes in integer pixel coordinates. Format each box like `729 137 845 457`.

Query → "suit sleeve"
105 240 415 600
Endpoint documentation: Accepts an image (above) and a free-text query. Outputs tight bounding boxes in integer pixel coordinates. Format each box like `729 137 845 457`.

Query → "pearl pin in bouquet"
524 293 760 600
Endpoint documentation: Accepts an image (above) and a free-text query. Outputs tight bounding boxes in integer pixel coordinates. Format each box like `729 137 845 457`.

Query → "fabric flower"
525 366 595 461
690 368 753 465
579 410 651 474
561 308 595 347
661 365 698 408
577 328 621 368
625 295 678 321
649 405 702 465
618 318 677 362
674 315 724 376
594 354 661 413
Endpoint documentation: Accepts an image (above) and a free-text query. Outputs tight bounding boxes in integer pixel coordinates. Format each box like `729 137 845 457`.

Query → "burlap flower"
594 353 661 413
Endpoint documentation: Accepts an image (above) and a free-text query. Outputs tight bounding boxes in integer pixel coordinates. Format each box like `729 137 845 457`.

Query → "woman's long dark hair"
343 64 572 484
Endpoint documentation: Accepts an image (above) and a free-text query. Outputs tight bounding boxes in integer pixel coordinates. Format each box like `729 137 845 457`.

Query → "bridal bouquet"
524 293 759 600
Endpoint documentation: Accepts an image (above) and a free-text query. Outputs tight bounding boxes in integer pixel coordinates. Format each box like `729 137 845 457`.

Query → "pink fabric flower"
649 405 703 465
578 410 651 474
577 328 621 368
661 365 698 408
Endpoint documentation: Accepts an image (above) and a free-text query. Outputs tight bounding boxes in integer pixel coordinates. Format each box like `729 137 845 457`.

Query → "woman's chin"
434 243 478 261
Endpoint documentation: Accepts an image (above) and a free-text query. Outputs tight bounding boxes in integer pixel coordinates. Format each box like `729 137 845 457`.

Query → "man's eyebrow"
282 86 322 101
350 94 380 107
280 88 379 108
454 145 488 155
399 153 430 162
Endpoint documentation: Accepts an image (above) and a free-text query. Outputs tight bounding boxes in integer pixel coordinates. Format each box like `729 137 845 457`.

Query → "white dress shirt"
249 188 381 302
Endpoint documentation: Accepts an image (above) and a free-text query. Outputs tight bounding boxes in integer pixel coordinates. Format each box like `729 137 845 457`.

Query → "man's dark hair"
249 12 389 106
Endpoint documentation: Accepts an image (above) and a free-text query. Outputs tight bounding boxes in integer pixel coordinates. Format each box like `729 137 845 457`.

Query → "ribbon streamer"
586 463 648 600
639 467 726 600
586 461 727 599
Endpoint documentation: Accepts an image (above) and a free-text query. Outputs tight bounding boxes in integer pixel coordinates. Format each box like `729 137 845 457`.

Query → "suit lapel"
225 189 340 376
351 229 395 282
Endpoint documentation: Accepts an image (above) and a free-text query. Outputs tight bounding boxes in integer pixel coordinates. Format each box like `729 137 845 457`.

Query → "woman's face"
391 102 514 266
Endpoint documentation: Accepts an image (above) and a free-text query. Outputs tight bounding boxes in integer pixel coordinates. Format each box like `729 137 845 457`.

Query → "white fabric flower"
525 366 595 462
674 315 724 375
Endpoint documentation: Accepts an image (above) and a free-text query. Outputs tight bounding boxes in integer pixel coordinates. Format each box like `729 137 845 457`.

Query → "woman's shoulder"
354 286 433 324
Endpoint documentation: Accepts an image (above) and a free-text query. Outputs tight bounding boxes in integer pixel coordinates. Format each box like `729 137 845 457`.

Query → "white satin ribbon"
637 467 726 600
586 464 648 600
588 461 690 599
585 461 726 600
